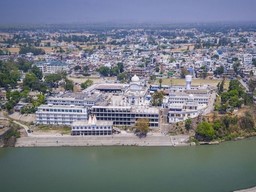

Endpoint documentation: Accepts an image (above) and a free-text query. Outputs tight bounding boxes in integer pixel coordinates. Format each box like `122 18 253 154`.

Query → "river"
0 138 256 192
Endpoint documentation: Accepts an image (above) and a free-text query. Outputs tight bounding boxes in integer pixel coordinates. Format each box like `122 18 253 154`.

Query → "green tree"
117 62 124 73
81 79 93 89
23 73 39 90
44 73 63 86
74 65 81 71
135 118 150 136
180 68 189 78
217 79 225 94
233 62 240 74
0 60 21 89
239 112 255 131
196 121 215 141
64 79 74 91
214 66 224 76
248 78 256 93
159 78 163 89
16 58 32 72
117 72 128 82
31 66 43 80
151 91 164 106
97 66 110 77
185 118 192 130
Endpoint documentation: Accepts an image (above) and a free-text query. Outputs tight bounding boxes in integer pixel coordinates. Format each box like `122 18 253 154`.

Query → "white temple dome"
131 74 140 82
189 94 194 99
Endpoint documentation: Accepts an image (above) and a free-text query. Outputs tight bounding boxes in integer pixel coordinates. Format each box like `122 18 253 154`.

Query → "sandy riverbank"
15 134 191 147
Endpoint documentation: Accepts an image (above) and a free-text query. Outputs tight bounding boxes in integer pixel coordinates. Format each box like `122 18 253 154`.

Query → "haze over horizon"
0 0 256 24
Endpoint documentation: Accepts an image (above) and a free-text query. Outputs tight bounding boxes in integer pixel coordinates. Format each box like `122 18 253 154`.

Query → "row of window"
92 113 158 118
72 126 112 130
40 109 84 113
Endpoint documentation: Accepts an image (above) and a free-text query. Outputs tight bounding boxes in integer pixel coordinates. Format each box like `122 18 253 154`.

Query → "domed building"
122 74 149 106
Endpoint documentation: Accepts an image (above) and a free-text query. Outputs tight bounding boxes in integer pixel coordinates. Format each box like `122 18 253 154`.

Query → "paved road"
13 120 31 136
203 92 216 115
239 79 249 92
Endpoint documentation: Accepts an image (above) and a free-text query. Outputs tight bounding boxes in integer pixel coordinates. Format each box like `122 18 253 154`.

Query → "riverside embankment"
15 134 190 147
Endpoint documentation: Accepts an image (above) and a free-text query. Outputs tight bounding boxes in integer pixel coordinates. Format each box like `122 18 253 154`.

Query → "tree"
159 78 162 89
44 73 63 87
81 79 93 89
16 58 32 72
74 65 81 71
117 62 124 73
19 46 45 55
97 66 110 77
248 78 256 93
31 66 43 80
0 60 21 89
23 73 39 90
180 68 189 78
233 62 240 75
117 72 128 82
151 91 164 106
64 79 74 91
214 66 224 76
217 79 225 94
185 118 192 130
196 121 215 141
239 112 255 131
135 118 150 137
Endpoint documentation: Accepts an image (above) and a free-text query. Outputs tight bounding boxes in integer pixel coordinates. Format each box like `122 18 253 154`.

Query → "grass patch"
154 78 230 89
36 124 71 134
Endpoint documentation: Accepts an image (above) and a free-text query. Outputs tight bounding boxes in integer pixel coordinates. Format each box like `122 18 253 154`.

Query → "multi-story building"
35 60 69 74
91 106 159 128
168 96 206 123
243 54 252 65
36 104 87 125
71 115 113 136
168 93 209 105
47 92 102 107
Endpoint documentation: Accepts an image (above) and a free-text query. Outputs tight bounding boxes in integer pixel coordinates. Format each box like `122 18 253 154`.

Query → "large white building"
168 95 206 123
165 75 212 123
36 104 87 125
90 75 159 128
46 92 102 107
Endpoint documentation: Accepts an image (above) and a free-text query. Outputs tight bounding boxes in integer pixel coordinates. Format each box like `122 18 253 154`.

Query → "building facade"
71 115 113 136
91 106 159 128
36 104 87 125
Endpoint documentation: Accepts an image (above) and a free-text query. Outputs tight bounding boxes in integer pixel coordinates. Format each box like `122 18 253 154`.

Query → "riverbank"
15 134 191 147
234 186 256 192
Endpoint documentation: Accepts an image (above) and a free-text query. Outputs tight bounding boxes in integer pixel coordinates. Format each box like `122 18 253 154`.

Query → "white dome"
131 74 140 82
188 94 194 99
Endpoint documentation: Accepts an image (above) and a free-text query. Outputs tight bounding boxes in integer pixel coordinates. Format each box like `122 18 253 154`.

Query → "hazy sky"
0 0 255 24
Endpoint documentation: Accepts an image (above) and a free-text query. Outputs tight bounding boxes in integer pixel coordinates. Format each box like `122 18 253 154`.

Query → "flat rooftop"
72 120 113 126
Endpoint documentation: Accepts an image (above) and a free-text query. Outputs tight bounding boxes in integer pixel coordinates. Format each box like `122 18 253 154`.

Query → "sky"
0 0 255 24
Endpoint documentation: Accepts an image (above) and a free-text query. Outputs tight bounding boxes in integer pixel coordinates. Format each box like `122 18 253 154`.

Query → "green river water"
0 138 256 192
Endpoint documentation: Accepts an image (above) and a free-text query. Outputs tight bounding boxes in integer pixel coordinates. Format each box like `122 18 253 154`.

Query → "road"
239 79 249 92
12 120 32 137
203 92 216 115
